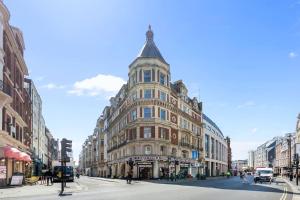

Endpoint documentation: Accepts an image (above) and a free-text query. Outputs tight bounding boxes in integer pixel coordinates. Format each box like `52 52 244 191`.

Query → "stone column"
188 164 192 175
153 160 159 179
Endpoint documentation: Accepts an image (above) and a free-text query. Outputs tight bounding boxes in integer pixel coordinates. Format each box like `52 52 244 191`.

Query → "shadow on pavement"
143 176 296 196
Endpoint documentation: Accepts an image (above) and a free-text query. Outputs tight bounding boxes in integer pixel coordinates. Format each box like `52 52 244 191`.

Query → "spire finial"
146 25 153 41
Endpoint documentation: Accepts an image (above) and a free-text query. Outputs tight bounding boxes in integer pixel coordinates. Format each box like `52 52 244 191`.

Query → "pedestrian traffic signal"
61 138 72 162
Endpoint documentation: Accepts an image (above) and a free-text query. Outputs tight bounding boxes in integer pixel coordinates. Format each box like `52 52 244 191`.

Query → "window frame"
144 127 152 138
144 70 151 83
144 107 152 119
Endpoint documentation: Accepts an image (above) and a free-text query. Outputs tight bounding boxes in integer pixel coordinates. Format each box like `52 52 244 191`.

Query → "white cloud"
41 83 66 89
68 74 126 97
289 52 298 58
237 101 256 109
251 128 257 133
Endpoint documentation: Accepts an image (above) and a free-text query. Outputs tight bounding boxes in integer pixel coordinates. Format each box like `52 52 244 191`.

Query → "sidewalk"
282 177 300 200
0 181 83 199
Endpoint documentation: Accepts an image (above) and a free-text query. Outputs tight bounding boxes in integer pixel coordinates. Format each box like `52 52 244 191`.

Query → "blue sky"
4 0 300 162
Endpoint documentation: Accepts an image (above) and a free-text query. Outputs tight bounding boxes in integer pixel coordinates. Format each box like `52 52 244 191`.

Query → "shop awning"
19 152 32 162
0 146 31 162
1 146 20 159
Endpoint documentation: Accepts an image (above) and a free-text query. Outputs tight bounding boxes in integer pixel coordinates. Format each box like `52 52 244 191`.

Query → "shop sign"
133 156 160 161
138 165 152 168
180 163 190 167
0 166 6 179
10 175 23 186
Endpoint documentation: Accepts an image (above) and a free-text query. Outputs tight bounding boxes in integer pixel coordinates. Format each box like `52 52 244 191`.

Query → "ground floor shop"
0 134 32 187
108 155 202 180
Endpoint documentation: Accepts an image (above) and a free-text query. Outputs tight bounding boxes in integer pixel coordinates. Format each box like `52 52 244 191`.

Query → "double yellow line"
280 187 287 200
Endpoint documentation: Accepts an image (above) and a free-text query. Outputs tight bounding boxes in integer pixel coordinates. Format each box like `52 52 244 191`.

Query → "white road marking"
280 187 287 200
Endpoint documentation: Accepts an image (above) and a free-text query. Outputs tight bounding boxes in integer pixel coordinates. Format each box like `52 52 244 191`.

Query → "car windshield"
54 166 73 174
257 170 272 174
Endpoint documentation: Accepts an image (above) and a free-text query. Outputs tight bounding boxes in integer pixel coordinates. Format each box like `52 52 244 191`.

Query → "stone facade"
80 26 205 179
203 114 228 176
0 1 32 186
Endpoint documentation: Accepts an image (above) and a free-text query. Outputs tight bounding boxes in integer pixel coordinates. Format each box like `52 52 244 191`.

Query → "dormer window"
144 70 151 83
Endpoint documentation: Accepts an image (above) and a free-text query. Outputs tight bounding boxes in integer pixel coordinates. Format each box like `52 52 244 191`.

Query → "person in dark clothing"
126 170 132 184
45 169 53 186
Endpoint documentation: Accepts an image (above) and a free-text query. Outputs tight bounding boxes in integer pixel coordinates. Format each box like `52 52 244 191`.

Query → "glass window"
160 91 166 101
160 128 166 139
132 91 137 101
145 145 152 155
205 135 210 158
160 109 166 120
144 127 151 138
130 110 137 121
144 70 151 83
160 73 165 85
144 89 152 99
144 107 151 119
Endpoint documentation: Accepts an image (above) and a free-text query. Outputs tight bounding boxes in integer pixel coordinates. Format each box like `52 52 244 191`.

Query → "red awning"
1 146 20 159
0 146 31 161
19 152 32 162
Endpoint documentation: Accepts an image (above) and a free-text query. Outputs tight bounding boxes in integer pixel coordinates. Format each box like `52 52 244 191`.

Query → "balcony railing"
107 140 128 153
180 141 190 148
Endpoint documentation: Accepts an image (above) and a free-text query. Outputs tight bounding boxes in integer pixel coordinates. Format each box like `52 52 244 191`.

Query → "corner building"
104 26 203 179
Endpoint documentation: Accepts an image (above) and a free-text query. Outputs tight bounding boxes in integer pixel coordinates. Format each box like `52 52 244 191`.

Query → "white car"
254 168 273 183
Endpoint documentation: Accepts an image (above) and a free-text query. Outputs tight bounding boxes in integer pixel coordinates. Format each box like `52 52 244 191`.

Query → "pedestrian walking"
126 170 132 184
46 169 52 186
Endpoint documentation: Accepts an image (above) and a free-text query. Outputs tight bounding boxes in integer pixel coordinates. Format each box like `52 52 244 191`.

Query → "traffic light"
61 138 72 162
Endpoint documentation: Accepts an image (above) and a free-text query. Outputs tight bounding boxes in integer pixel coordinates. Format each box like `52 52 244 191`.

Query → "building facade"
254 137 280 168
80 26 204 179
0 1 33 186
248 150 255 169
226 136 232 172
203 114 228 176
296 114 300 143
24 78 47 174
106 26 203 179
232 160 248 172
274 133 295 175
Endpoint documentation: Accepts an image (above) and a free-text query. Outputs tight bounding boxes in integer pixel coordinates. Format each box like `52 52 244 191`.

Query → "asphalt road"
2 176 293 200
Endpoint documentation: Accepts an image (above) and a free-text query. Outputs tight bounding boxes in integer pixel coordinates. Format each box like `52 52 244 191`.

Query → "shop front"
137 162 153 179
0 146 32 187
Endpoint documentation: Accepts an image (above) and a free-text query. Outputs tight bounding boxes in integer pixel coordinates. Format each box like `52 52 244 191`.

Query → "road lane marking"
280 187 287 200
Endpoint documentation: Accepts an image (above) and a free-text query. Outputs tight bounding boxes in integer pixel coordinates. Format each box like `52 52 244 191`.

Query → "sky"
4 0 300 162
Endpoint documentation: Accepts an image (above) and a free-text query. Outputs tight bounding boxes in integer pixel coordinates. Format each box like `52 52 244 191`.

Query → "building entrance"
139 167 152 179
